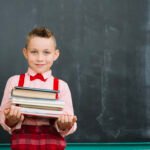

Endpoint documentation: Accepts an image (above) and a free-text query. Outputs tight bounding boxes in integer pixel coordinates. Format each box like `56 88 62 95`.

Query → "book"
19 104 63 111
11 96 65 109
11 86 59 99
20 107 64 118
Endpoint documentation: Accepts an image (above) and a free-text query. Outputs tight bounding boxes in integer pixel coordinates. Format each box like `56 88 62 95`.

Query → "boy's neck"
27 67 52 77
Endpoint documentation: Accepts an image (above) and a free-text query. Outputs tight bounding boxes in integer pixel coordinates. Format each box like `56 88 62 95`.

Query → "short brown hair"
25 27 56 48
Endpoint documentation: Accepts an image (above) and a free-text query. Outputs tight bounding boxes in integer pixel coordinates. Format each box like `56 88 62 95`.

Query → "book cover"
11 86 59 99
15 86 59 93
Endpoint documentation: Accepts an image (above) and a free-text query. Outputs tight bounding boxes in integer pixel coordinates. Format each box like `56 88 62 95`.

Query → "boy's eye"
43 51 51 54
30 50 37 54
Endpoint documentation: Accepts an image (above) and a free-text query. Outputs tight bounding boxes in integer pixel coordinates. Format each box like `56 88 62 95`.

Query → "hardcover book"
20 107 63 118
11 86 59 99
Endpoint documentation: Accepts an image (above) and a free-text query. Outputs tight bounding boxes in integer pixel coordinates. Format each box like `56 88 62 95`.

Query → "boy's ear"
22 48 28 59
53 49 60 61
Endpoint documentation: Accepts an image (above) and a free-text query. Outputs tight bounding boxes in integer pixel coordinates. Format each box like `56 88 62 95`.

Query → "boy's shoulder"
8 73 28 80
8 74 20 80
7 74 21 83
55 77 67 83
5 74 21 88
56 77 70 88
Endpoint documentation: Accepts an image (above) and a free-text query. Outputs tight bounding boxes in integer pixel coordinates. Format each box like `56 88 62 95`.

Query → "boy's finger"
4 101 12 109
4 109 10 115
73 116 77 122
20 115 24 121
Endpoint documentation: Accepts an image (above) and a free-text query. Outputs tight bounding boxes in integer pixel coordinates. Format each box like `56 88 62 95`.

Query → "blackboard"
0 0 150 143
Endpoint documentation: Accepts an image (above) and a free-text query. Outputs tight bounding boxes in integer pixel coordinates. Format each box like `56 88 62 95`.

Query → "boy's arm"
0 76 24 134
54 81 77 137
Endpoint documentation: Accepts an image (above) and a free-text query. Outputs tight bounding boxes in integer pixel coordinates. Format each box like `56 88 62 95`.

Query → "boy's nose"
37 54 44 61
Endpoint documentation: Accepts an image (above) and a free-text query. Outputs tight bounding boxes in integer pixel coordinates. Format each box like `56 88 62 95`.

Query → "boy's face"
23 36 59 73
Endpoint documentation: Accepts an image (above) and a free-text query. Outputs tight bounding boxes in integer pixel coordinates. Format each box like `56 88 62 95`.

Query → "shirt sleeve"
54 80 77 137
0 76 23 134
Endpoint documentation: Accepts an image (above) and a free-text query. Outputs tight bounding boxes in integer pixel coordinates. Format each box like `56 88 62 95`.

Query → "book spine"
21 107 63 114
11 96 56 101
11 99 65 106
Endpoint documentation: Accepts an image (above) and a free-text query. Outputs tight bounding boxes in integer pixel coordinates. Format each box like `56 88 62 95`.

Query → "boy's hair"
25 27 56 48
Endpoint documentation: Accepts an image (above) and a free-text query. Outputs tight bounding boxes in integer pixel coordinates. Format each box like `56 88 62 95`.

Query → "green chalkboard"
0 0 150 143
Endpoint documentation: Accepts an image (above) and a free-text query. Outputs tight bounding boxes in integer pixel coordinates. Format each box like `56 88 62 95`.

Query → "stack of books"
11 86 65 118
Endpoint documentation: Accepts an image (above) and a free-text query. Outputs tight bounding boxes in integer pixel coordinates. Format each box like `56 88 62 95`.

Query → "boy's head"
25 27 57 49
23 27 60 74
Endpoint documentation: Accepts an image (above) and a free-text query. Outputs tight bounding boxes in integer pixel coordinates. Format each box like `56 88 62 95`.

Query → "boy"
0 27 77 150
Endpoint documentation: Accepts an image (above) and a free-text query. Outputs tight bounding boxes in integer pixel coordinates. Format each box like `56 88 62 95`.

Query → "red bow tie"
30 73 47 82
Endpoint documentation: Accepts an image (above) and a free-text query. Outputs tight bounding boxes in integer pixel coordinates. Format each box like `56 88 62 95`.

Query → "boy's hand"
4 105 24 127
56 115 77 131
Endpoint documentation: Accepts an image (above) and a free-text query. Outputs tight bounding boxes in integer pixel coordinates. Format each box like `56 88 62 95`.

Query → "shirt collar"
27 68 52 79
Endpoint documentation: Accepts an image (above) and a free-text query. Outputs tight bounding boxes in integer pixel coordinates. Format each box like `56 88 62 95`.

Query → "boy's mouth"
35 64 45 67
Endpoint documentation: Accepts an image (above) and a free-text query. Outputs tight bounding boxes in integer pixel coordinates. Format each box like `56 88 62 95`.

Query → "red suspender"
50 78 59 125
16 74 25 106
53 78 59 99
18 74 25 87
